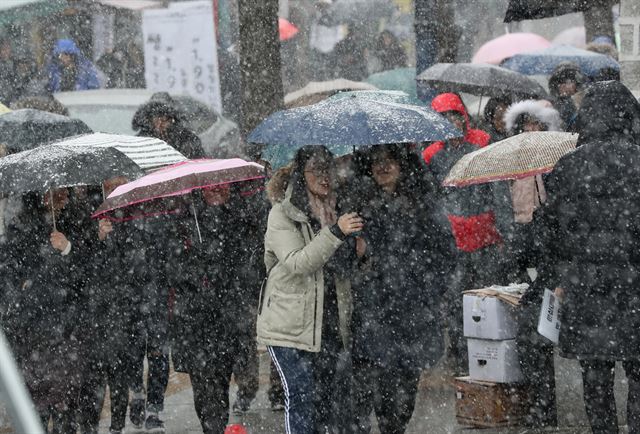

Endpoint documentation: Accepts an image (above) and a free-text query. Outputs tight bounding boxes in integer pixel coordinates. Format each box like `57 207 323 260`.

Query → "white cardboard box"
463 294 519 340
468 338 523 383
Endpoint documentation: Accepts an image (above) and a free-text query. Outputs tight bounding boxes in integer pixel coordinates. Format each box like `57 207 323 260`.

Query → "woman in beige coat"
257 145 363 434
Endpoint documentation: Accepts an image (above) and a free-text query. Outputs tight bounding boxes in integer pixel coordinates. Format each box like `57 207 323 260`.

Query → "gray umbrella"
0 144 142 195
417 63 548 99
0 109 92 152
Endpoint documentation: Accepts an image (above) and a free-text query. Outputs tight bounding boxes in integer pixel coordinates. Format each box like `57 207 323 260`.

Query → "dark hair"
512 113 547 135
484 96 512 124
288 145 334 215
364 144 432 202
548 62 585 97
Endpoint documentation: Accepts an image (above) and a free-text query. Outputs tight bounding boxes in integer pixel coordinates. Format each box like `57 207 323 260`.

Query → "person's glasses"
304 167 333 178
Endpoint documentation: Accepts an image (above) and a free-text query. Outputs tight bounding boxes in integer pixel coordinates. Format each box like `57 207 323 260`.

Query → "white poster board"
142 1 222 112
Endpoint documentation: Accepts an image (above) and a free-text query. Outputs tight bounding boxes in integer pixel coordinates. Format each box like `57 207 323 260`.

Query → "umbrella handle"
190 200 203 243
49 188 57 232
477 95 483 118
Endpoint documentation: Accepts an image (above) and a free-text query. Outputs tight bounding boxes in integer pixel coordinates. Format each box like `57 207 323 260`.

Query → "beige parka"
256 177 352 353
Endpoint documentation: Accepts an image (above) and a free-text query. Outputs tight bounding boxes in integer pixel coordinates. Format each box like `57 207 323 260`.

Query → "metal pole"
0 329 44 434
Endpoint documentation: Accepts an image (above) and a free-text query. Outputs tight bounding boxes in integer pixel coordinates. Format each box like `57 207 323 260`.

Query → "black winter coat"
534 81 640 360
170 194 268 372
1 207 91 409
351 178 454 369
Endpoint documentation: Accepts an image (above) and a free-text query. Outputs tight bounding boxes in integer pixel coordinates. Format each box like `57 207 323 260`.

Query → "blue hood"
53 39 81 56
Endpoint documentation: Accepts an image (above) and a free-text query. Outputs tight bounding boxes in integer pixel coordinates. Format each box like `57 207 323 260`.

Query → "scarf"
306 189 337 228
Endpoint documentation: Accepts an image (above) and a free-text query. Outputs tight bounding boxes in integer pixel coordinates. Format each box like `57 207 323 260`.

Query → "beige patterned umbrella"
444 131 578 187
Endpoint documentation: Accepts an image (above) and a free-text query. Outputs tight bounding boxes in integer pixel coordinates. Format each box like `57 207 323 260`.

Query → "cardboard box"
468 338 523 383
463 293 519 340
455 376 528 428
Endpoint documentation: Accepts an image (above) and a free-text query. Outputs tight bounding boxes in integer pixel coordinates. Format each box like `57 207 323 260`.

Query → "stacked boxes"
455 287 528 428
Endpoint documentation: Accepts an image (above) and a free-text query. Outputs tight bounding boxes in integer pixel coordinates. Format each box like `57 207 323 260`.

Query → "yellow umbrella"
0 102 11 114
444 131 577 187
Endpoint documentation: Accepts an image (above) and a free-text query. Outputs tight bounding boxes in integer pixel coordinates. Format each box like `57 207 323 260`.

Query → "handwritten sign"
142 1 222 112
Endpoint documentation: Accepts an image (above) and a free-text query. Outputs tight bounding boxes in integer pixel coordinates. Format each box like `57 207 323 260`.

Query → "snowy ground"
0 350 630 433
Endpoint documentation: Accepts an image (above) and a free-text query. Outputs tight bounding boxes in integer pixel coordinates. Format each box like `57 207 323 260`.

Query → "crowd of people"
0 32 638 434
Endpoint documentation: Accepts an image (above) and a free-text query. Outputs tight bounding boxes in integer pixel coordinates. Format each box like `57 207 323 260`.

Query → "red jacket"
422 93 490 164
425 93 501 253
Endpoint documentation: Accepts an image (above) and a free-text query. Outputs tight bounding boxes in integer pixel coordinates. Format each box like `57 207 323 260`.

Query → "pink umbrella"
93 159 265 236
279 17 299 41
472 32 552 65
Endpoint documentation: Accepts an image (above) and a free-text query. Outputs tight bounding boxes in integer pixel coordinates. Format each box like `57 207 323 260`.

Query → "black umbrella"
417 63 548 99
0 144 143 196
504 0 593 23
0 109 92 152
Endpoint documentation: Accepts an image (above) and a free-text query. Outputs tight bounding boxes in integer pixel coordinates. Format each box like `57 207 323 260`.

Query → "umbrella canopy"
501 44 620 78
329 89 425 106
504 0 591 23
93 158 265 221
417 63 548 99
279 17 299 41
472 33 551 65
0 144 143 195
255 96 460 169
552 26 586 48
284 79 377 108
0 0 65 27
0 109 92 152
250 95 460 147
443 131 577 187
365 67 417 100
52 133 186 171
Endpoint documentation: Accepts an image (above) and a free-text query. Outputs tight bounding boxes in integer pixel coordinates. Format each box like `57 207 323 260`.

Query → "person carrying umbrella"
349 144 453 433
1 188 94 432
422 92 503 376
257 146 363 434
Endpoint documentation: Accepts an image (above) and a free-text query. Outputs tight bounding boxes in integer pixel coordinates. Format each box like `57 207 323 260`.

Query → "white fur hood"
504 99 563 133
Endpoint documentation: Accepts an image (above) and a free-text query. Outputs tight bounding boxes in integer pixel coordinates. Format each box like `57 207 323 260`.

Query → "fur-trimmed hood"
504 99 563 133
266 164 293 204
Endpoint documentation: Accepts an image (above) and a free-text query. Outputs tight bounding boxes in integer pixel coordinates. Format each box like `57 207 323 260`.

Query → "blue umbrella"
249 96 461 169
329 89 427 106
501 44 619 77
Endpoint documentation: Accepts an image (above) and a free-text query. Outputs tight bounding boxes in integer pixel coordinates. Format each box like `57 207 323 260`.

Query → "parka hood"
53 39 82 57
132 101 182 132
575 80 640 146
431 93 471 130
548 61 585 98
266 164 293 205
504 99 563 133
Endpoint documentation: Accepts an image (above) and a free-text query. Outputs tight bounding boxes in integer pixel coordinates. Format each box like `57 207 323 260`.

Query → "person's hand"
554 287 565 301
98 219 113 241
337 212 364 236
356 236 367 258
50 231 70 252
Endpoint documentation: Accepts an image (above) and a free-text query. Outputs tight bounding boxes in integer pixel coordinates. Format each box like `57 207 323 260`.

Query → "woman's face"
304 155 333 198
523 120 546 132
371 151 401 192
202 185 231 206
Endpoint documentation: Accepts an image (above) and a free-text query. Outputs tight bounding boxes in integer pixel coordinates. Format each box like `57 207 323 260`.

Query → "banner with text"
142 1 222 112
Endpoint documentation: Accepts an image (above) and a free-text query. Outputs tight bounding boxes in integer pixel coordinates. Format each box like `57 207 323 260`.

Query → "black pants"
231 310 259 402
516 301 558 428
352 359 421 434
579 359 640 434
77 354 136 432
189 353 235 434
130 317 170 413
